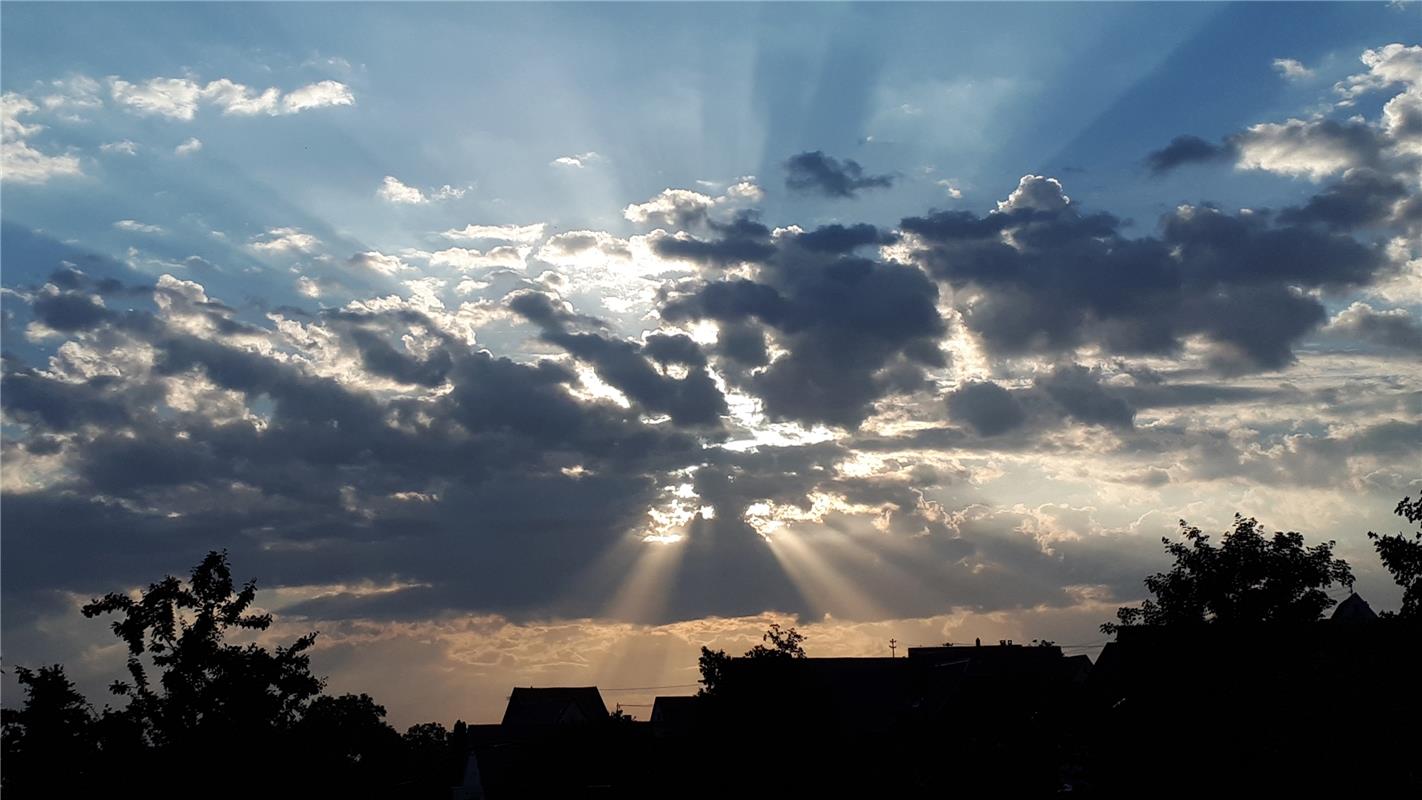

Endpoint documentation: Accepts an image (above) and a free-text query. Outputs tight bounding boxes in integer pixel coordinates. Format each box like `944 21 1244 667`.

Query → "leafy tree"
698 623 807 695
297 692 404 787
746 623 807 660
1 665 97 793
1368 494 1422 619
697 646 732 696
1103 514 1354 634
80 550 324 751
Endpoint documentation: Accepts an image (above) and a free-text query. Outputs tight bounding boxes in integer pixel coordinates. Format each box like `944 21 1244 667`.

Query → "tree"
1368 494 1422 619
698 623 807 696
746 623 807 660
80 550 324 753
1 665 97 793
1103 514 1354 634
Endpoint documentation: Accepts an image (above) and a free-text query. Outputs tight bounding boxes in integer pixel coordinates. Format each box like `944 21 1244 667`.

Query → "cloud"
1145 135 1235 174
1150 43 1421 183
428 246 527 271
1272 58 1314 80
624 189 717 227
250 227 320 254
660 221 946 427
279 80 355 114
509 290 728 427
113 220 165 235
624 179 765 229
441 223 547 244
1323 302 1422 352
109 76 355 120
174 137 203 156
946 381 1026 436
1 93 83 184
348 251 412 277
901 174 1391 373
377 176 467 204
1334 43 1421 104
1234 118 1384 180
99 140 138 156
783 151 894 198
377 175 425 204
551 151 603 168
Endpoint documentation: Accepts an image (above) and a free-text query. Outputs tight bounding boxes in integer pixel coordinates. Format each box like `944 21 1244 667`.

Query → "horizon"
2 1 1419 728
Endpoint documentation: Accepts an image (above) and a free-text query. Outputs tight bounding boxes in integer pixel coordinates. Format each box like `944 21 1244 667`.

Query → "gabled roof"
1331 592 1379 622
501 686 609 727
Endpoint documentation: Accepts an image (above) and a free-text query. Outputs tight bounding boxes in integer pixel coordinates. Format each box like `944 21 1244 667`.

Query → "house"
649 695 699 738
499 686 609 728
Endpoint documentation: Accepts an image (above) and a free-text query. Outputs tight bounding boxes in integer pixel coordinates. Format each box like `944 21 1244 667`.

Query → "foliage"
746 623 808 660
79 550 323 749
1103 514 1354 634
3 551 461 798
698 623 807 696
1368 494 1422 619
0 665 98 792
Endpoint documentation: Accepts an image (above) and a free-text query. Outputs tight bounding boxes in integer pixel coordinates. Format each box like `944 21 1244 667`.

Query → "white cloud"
624 177 765 228
109 77 205 120
937 179 964 199
174 137 203 156
551 151 603 168
1 92 83 184
432 184 467 201
280 80 355 113
1271 58 1314 81
378 175 427 204
441 222 547 244
99 139 138 156
250 227 320 254
1234 119 1368 180
428 245 528 271
114 220 165 234
348 251 412 276
109 76 355 120
624 188 716 226
201 78 282 116
40 75 104 116
377 176 468 205
1334 43 1422 104
296 275 323 298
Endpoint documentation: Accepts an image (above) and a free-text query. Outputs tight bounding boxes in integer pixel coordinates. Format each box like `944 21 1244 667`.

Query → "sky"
2 2 1420 727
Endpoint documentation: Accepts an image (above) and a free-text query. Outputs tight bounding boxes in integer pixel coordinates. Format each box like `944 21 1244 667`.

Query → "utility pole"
889 638 898 658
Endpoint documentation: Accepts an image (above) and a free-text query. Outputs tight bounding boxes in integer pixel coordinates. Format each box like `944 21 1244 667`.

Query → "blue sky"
3 2 1420 726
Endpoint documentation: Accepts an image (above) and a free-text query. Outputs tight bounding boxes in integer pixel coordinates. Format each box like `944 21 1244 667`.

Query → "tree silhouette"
746 623 807 659
1103 514 1354 633
1369 494 1422 619
1 665 97 793
80 550 324 752
698 623 807 696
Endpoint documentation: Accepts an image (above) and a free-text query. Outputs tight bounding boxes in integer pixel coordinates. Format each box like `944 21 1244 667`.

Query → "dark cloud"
651 212 776 268
1325 303 1422 353
661 234 946 427
946 381 1026 436
903 175 1390 372
1145 135 1235 174
509 291 727 427
1034 364 1135 429
794 223 897 254
1277 168 1410 230
784 151 895 198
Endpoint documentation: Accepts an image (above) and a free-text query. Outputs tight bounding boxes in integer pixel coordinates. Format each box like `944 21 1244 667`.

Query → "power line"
599 682 701 693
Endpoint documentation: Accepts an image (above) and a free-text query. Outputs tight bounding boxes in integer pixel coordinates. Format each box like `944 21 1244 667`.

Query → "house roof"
501 686 609 727
1331 592 1379 622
